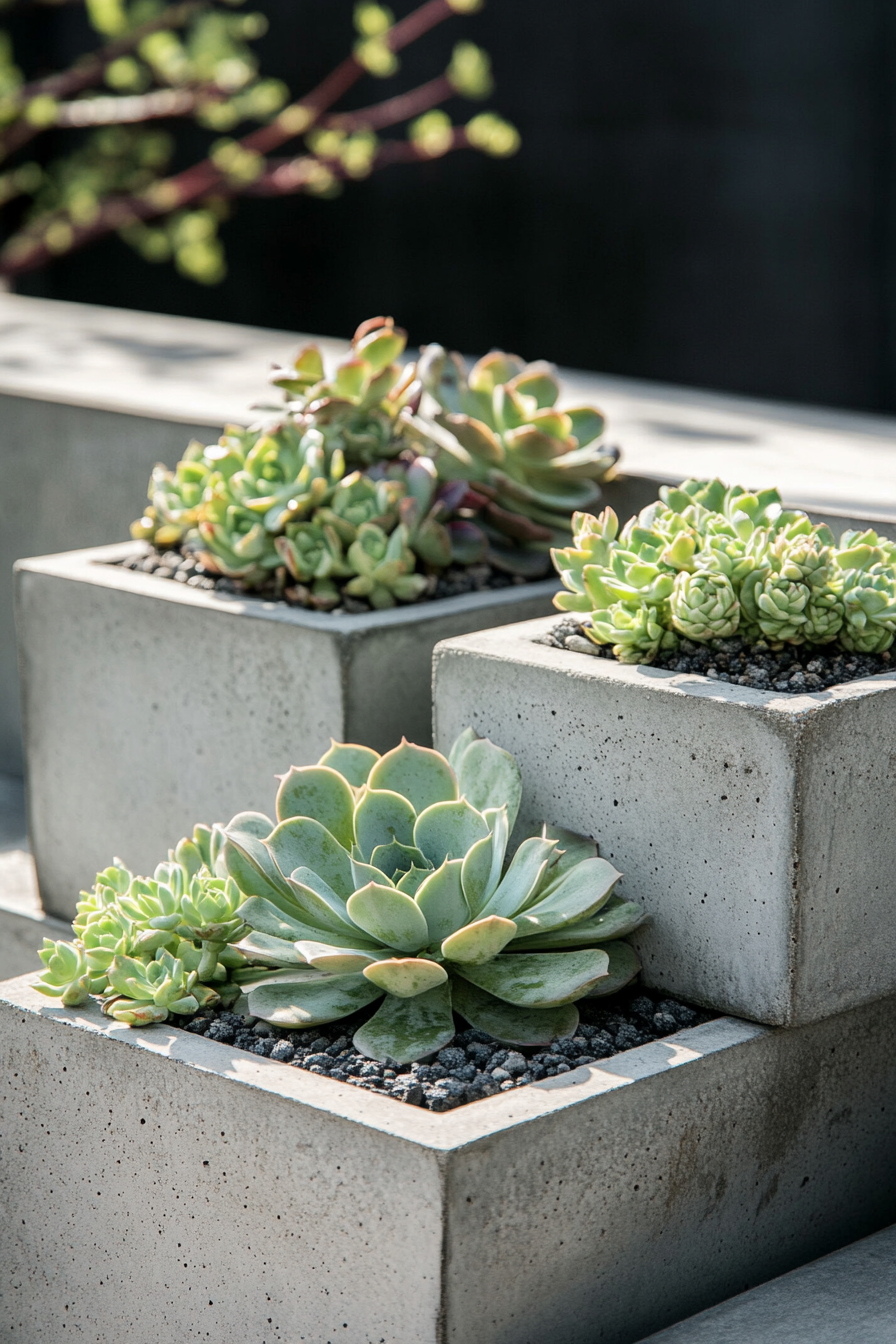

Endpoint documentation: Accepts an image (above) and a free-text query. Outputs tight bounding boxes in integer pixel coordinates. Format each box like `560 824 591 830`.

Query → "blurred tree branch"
0 0 518 283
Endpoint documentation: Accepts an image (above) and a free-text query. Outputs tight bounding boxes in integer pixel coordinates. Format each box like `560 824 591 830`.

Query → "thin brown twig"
248 127 470 196
325 74 453 133
0 0 461 276
0 0 206 161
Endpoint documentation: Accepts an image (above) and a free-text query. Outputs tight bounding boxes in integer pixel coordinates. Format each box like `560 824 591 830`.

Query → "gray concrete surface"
14 544 557 920
7 293 896 781
2 974 895 1344
0 773 67 978
0 294 322 777
433 617 896 1028
638 1223 896 1343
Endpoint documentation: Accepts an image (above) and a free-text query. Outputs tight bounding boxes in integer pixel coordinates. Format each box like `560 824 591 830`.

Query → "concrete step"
638 1223 896 1342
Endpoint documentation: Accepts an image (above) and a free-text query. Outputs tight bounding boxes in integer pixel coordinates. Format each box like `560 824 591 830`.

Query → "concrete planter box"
15 543 557 920
433 617 896 1028
2 974 894 1344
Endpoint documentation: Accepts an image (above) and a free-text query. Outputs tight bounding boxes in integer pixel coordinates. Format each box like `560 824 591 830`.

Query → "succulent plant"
269 317 422 469
34 826 244 1023
225 730 645 1064
553 477 896 667
414 344 619 571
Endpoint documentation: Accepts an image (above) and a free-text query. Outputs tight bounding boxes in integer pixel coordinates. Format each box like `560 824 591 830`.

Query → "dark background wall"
14 0 896 412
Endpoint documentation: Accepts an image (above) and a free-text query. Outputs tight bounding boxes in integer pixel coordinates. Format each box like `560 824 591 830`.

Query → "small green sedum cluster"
36 731 645 1067
552 477 896 663
132 317 619 601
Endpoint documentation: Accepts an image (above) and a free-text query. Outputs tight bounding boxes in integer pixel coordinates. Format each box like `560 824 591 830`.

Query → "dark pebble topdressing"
171 985 716 1112
113 546 537 612
540 618 893 693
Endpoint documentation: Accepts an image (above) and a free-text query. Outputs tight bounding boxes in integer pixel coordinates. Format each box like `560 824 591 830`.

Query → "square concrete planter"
14 543 557 920
433 617 896 1028
2 974 894 1344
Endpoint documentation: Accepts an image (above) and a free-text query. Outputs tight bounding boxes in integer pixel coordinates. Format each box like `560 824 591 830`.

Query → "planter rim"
14 543 559 635
1 972 763 1153
436 615 896 719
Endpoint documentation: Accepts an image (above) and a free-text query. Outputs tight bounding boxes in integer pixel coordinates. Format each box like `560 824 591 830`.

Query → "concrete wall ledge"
638 1223 896 1343
2 973 895 1343
433 616 896 1027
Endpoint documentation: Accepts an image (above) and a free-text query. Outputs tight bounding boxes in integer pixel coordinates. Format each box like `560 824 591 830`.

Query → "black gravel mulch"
171 985 716 1112
112 547 539 613
539 618 893 693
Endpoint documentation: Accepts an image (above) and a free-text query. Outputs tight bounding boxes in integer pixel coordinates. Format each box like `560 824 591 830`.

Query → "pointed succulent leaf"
447 726 478 775
454 948 610 1006
453 736 522 831
223 819 294 904
266 817 354 900
353 980 455 1065
413 799 491 867
539 826 598 892
369 841 430 879
232 965 330 992
236 895 354 945
414 860 469 944
513 858 622 935
441 915 517 965
510 896 647 949
478 837 557 919
396 865 433 896
248 973 383 1027
451 978 578 1047
362 957 449 998
238 931 305 966
284 868 357 937
351 856 395 889
103 997 170 1026
583 941 641 997
353 788 417 861
346 882 430 952
295 941 382 974
275 766 356 849
367 739 458 813
318 741 381 788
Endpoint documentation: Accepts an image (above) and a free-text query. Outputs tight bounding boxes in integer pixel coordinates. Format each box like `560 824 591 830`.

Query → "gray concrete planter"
15 543 557 920
2 975 894 1344
433 617 896 1028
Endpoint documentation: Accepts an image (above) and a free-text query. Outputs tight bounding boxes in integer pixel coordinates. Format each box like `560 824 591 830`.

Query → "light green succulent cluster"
224 732 645 1064
415 346 619 576
132 316 613 596
36 731 646 1066
36 827 248 1025
552 477 896 662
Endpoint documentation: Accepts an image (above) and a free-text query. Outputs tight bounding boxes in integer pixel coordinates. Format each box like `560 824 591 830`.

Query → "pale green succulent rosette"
343 522 429 609
839 569 896 653
35 823 242 1022
227 731 645 1064
670 571 739 640
550 476 892 663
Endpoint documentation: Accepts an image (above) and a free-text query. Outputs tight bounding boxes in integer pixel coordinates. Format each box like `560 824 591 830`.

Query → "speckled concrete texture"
433 617 896 1027
2 976 895 1344
637 1224 896 1343
14 546 555 920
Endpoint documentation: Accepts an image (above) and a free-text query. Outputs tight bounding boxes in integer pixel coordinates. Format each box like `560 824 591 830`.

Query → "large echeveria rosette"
225 732 645 1064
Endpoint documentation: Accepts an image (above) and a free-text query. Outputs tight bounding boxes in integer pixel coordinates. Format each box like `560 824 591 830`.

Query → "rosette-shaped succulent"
551 477 889 664
269 316 421 468
670 571 739 640
226 730 645 1063
416 345 618 571
102 949 201 1025
343 522 429 609
34 939 95 1006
